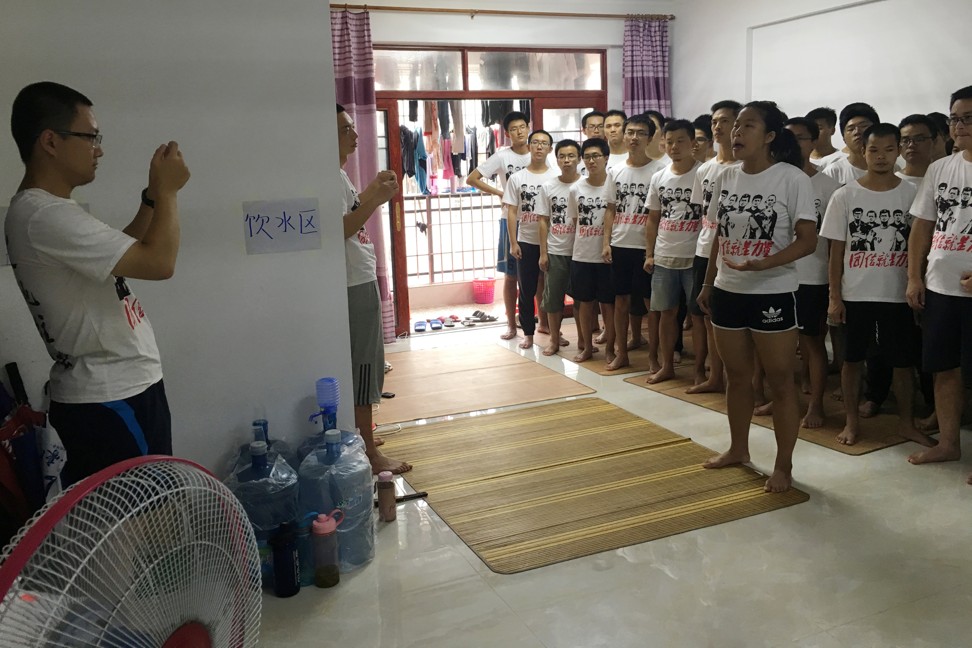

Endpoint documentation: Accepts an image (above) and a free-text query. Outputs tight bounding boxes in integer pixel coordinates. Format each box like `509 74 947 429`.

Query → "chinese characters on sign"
242 198 322 255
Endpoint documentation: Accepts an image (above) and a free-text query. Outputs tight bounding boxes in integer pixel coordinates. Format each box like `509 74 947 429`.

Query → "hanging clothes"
414 126 429 195
441 139 454 180
449 100 465 155
408 100 418 122
399 125 416 178
424 101 442 178
464 125 479 176
437 100 451 140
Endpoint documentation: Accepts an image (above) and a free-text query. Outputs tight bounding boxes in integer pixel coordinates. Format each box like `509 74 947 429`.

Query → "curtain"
331 9 396 344
622 19 673 117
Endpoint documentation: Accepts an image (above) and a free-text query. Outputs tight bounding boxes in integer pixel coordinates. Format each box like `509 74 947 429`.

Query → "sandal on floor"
429 319 443 331
414 320 427 333
467 312 498 322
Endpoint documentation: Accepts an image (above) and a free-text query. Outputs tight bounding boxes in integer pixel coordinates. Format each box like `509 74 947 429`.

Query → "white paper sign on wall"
242 198 322 255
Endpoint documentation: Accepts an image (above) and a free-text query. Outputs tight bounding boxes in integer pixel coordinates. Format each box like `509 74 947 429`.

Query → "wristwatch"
141 188 155 209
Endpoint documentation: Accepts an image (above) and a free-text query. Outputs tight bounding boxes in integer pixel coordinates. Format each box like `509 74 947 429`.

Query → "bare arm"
506 203 521 259
602 204 616 262
644 209 661 272
122 200 155 241
344 170 398 240
906 217 934 310
539 216 550 271
466 168 504 198
827 238 846 324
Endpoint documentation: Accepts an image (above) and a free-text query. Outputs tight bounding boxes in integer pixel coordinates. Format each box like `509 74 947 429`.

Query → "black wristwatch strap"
141 187 156 209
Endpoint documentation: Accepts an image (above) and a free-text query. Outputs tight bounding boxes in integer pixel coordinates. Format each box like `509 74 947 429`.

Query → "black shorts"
710 287 798 333
688 255 708 317
842 301 918 367
921 289 972 375
610 246 650 297
796 284 829 337
570 260 615 304
49 380 172 487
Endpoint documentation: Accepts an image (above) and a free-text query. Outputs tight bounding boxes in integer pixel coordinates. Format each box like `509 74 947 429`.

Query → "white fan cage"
0 458 262 647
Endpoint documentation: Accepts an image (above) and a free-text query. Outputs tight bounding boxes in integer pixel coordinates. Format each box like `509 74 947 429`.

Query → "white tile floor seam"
261 322 972 648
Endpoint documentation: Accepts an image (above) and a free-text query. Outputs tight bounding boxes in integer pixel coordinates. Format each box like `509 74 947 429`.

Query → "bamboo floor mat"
623 369 923 456
376 345 594 425
381 397 808 574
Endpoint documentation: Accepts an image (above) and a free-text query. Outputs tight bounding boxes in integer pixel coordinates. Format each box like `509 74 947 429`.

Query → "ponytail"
743 100 804 168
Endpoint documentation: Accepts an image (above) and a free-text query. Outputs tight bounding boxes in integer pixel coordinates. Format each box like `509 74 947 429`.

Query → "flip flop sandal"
461 320 477 327
381 391 395 399
473 310 486 318
449 314 461 322
443 319 455 328
414 320 427 333
429 319 443 331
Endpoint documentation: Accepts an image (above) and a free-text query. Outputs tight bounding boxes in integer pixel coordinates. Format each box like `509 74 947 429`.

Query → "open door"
376 98 409 337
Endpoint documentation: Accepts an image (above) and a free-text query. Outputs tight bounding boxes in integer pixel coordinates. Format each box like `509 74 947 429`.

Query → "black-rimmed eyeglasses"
54 130 103 147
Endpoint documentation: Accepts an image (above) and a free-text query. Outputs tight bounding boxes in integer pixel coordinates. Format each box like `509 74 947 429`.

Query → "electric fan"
0 456 262 647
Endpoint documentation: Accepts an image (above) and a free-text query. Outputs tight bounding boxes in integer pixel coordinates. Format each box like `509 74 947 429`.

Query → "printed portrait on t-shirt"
658 182 700 222
932 182 972 233
847 204 910 251
722 191 778 240
550 196 568 225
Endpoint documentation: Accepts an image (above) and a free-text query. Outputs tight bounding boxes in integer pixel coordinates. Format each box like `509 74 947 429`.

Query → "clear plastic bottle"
376 471 397 522
312 510 344 588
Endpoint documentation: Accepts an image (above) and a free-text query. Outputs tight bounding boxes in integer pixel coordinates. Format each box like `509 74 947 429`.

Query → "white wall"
671 0 972 122
366 0 677 110
0 1 353 473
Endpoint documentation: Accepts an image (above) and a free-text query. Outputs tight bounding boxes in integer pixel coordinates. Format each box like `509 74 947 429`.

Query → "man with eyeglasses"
604 114 664 371
6 82 190 486
906 86 972 484
897 114 938 186
503 130 559 350
823 103 880 186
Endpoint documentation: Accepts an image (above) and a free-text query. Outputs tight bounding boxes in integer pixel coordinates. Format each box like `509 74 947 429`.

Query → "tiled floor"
259 324 972 648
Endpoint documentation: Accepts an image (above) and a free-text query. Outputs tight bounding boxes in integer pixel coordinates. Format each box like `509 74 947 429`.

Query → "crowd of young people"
467 86 972 492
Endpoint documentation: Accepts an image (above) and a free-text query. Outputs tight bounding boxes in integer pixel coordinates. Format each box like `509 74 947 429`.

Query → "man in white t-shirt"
806 107 847 169
603 109 629 168
644 110 672 168
821 123 933 449
466 111 531 339
337 105 410 475
906 85 972 482
6 82 189 486
503 130 560 350
604 114 665 371
897 114 937 186
644 120 702 384
823 103 879 186
786 117 841 430
692 115 715 164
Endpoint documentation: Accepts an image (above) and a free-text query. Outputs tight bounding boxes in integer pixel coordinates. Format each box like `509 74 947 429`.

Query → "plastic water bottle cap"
312 509 345 535
249 440 268 455
324 429 342 444
378 471 394 482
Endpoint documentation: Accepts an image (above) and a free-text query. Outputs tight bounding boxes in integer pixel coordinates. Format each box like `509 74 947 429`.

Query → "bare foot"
606 355 629 371
703 449 750 469
605 350 617 365
572 349 594 363
647 366 675 384
374 436 385 447
836 425 859 445
627 336 648 351
800 381 811 395
858 400 879 418
673 351 682 365
519 335 534 350
560 338 569 347
916 411 938 432
830 387 843 402
369 451 412 474
594 332 607 345
898 425 937 447
909 444 961 464
801 405 824 429
500 328 517 341
686 379 725 394
692 371 707 386
754 402 774 417
542 342 559 356
537 326 550 335
764 469 793 493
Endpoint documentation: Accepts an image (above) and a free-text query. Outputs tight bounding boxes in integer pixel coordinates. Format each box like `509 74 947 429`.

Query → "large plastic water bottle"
298 430 343 515
329 445 375 572
312 377 340 432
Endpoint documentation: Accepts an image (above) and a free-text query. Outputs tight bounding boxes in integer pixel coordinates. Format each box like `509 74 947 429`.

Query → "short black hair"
528 129 553 145
898 114 938 139
11 81 93 163
555 139 580 156
581 137 610 157
863 122 901 146
693 114 712 140
784 117 820 141
839 102 880 134
950 85 972 109
742 100 803 168
336 103 346 114
806 107 838 129
643 110 667 129
710 100 742 116
581 111 606 129
927 112 949 139
662 119 695 140
604 109 627 122
502 111 530 132
623 114 656 137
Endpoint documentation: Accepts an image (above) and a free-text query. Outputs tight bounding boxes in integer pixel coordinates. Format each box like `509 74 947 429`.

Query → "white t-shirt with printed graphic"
811 150 848 169
569 178 617 264
706 162 816 294
822 156 867 186
609 159 665 249
820 179 916 302
341 170 377 287
502 166 560 245
796 171 842 286
536 177 578 257
608 153 629 170
691 159 741 259
474 147 531 205
4 188 162 403
648 162 703 260
909 154 972 298
896 171 924 189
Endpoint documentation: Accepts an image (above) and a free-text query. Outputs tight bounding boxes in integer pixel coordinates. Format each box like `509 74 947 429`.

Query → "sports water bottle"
270 521 300 597
312 510 344 588
377 471 397 522
296 512 318 587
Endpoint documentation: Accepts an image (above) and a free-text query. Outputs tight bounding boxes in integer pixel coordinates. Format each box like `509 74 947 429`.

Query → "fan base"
163 621 212 648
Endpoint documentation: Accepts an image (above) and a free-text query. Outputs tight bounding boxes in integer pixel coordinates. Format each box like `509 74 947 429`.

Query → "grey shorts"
541 253 572 313
348 281 384 406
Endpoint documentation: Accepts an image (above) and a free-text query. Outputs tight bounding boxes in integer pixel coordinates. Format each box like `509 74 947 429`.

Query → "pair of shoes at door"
468 310 498 322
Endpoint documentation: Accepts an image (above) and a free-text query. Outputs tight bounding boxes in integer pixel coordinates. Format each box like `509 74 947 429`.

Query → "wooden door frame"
376 98 410 337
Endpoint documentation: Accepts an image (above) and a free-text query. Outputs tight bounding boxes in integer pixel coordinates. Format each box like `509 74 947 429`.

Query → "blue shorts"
650 265 694 312
496 219 518 277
